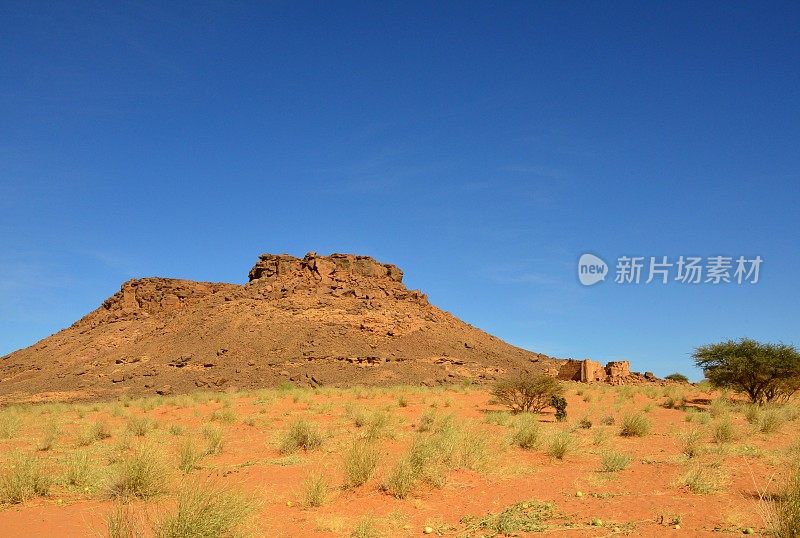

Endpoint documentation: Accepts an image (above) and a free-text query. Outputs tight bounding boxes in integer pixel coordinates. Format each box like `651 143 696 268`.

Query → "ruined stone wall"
556 359 583 381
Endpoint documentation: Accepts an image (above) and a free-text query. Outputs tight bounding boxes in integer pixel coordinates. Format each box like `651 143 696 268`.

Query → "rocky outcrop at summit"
246 252 426 302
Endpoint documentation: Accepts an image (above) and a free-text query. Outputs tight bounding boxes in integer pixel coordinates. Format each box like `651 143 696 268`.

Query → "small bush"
619 413 651 437
491 376 564 413
666 373 690 383
279 419 323 454
302 473 329 507
153 482 256 538
106 445 168 499
546 431 574 460
511 415 540 450
601 415 615 426
577 416 593 429
0 452 51 503
343 440 379 488
600 450 630 472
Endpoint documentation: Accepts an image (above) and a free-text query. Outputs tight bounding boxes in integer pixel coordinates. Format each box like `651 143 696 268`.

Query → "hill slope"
0 252 556 402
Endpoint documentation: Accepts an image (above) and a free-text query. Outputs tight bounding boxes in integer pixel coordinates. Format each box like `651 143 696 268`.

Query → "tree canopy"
693 338 800 404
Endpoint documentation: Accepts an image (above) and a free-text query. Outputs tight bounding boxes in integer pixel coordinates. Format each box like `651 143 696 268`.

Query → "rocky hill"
0 252 557 403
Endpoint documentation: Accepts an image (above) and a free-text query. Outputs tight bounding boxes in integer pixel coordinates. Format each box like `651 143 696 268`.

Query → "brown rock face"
0 252 556 403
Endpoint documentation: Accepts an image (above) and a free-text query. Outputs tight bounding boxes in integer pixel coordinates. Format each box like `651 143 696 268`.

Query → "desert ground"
0 382 797 537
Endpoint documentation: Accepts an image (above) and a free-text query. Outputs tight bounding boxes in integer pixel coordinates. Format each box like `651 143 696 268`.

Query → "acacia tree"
693 338 800 404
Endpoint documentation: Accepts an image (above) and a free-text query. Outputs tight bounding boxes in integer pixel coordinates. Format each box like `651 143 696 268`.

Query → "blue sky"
1 2 798 379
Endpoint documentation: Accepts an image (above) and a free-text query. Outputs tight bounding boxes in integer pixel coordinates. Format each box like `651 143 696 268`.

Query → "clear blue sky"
2 2 798 379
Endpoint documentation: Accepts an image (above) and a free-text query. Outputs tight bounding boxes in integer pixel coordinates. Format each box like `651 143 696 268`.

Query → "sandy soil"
0 383 795 537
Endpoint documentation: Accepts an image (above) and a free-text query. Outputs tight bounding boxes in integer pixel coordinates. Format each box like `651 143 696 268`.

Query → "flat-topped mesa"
247 252 427 303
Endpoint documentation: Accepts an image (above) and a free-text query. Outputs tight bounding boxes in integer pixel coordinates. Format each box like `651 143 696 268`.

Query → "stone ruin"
556 358 652 384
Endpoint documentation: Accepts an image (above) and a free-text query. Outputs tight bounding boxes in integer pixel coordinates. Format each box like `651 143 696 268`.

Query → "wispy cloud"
501 164 568 180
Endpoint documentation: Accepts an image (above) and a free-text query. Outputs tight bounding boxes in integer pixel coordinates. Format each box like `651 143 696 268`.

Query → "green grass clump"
511 414 540 450
679 465 728 494
202 425 224 455
383 457 419 499
662 391 686 409
484 410 514 427
619 413 650 437
279 419 323 454
0 451 51 504
126 416 151 437
178 439 202 473
383 422 470 498
302 473 329 507
680 428 704 458
210 408 237 425
772 462 800 537
153 483 256 538
364 409 392 440
417 409 437 432
711 417 735 443
600 450 630 472
460 499 555 535
759 409 785 434
546 431 574 460
63 451 94 488
37 420 60 451
106 445 168 499
343 440 379 488
0 410 22 439
351 516 380 538
77 420 111 446
709 398 730 418
744 404 762 424
106 503 143 538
